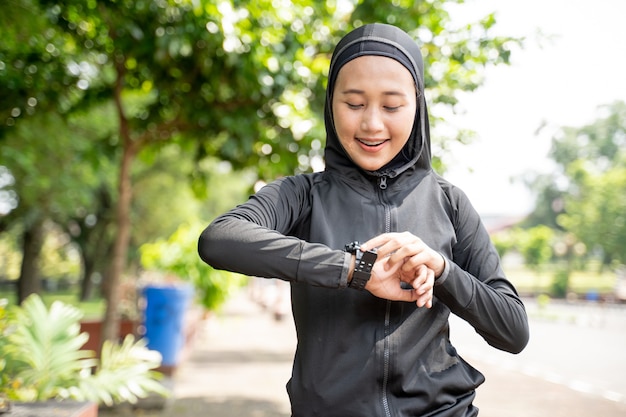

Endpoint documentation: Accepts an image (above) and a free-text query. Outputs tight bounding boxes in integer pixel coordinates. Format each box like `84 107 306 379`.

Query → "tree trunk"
18 216 45 303
101 142 135 345
100 60 137 346
79 188 115 302
80 254 96 301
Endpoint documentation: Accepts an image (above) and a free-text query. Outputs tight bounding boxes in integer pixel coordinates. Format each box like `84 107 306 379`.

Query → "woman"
199 23 529 417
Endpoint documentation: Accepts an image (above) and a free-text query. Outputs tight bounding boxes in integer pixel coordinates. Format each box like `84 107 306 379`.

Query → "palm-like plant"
0 294 168 405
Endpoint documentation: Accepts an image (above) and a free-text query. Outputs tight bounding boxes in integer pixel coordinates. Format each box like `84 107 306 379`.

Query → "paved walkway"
102 288 626 417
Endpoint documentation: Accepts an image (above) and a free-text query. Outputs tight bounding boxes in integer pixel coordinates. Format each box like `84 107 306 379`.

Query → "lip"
356 137 389 152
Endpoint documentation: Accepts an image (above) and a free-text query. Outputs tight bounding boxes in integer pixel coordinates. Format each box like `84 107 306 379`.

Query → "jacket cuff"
341 251 353 288
434 253 450 286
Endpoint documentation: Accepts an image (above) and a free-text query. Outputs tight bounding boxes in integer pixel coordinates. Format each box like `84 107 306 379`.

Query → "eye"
384 105 401 112
346 102 363 110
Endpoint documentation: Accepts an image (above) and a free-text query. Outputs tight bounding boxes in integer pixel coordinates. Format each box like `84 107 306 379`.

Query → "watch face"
345 241 360 253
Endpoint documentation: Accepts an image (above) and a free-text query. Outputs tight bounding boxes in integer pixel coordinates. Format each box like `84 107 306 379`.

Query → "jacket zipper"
378 176 388 190
381 300 392 417
378 174 393 417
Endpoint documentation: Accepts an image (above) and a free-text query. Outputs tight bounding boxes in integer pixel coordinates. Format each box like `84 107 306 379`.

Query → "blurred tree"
0 113 108 300
515 225 555 295
0 0 80 134
526 101 626 267
515 225 554 273
1 0 522 344
0 0 106 301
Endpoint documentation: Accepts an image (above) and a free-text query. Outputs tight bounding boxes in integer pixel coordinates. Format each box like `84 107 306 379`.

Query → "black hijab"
323 23 432 181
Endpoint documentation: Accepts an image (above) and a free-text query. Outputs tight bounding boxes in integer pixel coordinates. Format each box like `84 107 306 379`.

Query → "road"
450 299 626 405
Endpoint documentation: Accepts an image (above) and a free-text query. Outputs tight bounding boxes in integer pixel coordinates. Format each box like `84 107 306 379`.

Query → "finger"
397 289 420 303
378 257 402 275
360 233 392 252
388 242 426 271
399 243 433 271
416 293 433 309
420 268 435 292
363 232 415 258
407 264 429 287
378 279 418 303
408 266 433 308
384 253 409 272
362 236 401 260
401 253 425 273
415 286 433 308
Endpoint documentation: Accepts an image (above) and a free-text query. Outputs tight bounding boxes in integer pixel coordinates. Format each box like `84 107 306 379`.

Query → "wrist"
347 253 356 284
435 253 446 278
434 253 450 285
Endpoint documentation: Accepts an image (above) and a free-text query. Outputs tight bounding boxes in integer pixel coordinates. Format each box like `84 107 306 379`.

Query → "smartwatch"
345 241 378 290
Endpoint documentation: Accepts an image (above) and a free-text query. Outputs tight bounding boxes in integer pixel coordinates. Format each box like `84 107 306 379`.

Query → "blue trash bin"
142 284 194 367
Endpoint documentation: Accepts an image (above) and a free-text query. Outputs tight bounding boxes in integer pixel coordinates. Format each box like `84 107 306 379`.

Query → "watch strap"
345 242 377 290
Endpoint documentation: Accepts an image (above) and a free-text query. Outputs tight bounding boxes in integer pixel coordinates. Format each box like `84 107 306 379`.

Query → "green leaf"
1 295 167 405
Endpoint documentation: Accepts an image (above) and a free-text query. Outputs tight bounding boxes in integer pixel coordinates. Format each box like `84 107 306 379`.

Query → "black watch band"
345 241 377 290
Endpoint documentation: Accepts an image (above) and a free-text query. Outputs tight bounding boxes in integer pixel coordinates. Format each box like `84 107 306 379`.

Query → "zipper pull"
378 176 388 190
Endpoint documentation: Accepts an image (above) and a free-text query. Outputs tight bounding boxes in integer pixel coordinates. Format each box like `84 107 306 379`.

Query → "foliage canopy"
527 101 626 267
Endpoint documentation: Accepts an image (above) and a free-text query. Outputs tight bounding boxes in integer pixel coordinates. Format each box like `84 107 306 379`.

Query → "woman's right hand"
365 255 434 308
361 232 441 308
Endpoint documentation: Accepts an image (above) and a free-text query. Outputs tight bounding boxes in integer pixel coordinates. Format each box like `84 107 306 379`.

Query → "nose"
360 106 384 133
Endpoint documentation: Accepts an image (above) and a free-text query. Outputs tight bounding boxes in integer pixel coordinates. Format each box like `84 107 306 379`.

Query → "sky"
442 0 626 217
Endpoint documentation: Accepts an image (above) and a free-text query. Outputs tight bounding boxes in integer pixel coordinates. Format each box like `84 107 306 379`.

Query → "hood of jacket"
323 23 432 183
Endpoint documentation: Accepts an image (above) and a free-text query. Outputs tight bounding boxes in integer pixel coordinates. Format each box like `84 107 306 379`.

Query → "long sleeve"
434 186 530 354
198 175 351 288
435 263 529 354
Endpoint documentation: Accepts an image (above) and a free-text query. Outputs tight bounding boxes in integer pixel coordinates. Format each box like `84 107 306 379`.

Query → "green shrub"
551 269 570 298
0 294 168 405
140 222 246 311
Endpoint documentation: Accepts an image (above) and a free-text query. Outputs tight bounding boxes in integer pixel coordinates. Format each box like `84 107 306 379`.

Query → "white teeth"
358 138 386 146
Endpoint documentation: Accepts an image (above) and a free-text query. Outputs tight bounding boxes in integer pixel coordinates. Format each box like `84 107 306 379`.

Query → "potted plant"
0 294 169 413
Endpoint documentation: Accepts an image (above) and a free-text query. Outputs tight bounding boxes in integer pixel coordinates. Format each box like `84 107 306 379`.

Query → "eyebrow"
339 88 407 97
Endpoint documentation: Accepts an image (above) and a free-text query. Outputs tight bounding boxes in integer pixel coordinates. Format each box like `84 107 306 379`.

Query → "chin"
362 165 384 171
356 159 388 172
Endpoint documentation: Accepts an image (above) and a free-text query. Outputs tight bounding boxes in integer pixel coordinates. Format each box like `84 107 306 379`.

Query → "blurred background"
0 0 624 415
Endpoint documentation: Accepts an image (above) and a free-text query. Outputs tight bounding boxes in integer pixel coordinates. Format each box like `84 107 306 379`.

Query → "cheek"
332 107 355 138
394 108 416 138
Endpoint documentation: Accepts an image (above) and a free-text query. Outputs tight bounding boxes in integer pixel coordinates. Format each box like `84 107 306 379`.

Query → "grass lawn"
505 266 617 296
0 289 106 319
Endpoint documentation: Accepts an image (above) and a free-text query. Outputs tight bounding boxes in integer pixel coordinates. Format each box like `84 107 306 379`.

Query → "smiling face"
331 55 417 172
